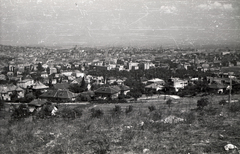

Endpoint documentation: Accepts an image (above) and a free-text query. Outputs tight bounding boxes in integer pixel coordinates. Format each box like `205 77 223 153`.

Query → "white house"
171 78 188 92
61 71 73 77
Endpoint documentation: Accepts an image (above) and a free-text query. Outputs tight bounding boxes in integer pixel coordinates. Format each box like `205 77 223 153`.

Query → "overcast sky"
0 0 239 48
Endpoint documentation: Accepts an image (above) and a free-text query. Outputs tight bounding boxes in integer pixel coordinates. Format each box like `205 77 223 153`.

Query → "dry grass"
0 94 240 153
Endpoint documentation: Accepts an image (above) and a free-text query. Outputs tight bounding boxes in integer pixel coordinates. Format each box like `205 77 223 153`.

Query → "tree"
37 63 44 72
25 92 36 103
0 99 5 111
145 90 153 98
46 67 50 75
127 89 142 101
219 99 227 106
11 104 30 120
197 98 209 110
80 77 87 90
69 83 85 93
166 99 172 109
10 91 18 102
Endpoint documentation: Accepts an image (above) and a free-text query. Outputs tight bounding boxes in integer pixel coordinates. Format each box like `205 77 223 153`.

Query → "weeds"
1 95 240 153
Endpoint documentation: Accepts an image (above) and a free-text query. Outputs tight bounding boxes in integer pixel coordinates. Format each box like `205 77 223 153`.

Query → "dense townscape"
0 44 240 103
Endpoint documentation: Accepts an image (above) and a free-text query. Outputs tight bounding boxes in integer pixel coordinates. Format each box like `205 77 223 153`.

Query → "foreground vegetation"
0 95 240 153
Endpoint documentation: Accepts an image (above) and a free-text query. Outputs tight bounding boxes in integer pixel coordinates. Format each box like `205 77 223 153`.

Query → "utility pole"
228 75 232 104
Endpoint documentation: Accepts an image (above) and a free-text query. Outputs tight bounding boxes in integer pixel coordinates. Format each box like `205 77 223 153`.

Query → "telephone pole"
228 75 232 104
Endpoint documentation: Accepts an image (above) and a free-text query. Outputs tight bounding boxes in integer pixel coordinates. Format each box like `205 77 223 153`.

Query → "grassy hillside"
0 95 240 153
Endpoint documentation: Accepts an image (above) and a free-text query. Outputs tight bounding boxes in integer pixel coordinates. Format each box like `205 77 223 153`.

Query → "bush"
184 111 196 124
117 99 128 103
197 98 209 110
11 104 30 120
112 105 122 116
228 101 240 113
0 99 4 111
35 103 54 119
148 105 156 112
150 110 162 121
125 105 133 114
166 99 172 109
204 106 218 115
219 99 227 106
77 94 91 102
60 107 82 120
91 108 104 118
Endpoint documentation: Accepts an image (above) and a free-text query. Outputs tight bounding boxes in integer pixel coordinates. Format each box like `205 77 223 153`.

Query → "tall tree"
37 63 44 72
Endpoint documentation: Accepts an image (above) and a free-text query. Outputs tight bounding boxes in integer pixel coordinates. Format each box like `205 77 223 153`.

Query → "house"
17 79 35 89
91 76 104 85
209 83 227 94
50 67 57 74
147 78 165 85
0 74 6 81
71 77 83 85
41 72 49 78
0 84 16 101
127 61 139 70
94 86 120 99
116 79 124 85
0 84 24 101
170 78 188 92
61 71 73 77
140 77 148 84
32 81 49 92
39 89 77 102
74 71 85 78
7 72 14 76
107 77 117 84
201 63 210 72
118 85 130 95
15 86 25 99
53 83 70 90
28 99 47 112
145 83 164 92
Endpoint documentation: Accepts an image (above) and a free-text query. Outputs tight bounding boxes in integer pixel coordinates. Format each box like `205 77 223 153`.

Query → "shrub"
228 101 240 113
60 107 82 120
150 110 162 121
197 98 209 110
36 104 52 119
80 95 91 102
90 108 104 118
148 105 156 112
0 99 4 111
184 111 196 124
11 104 30 120
117 99 128 103
204 106 218 115
166 99 172 109
125 105 133 114
219 99 227 106
84 134 110 154
112 105 122 116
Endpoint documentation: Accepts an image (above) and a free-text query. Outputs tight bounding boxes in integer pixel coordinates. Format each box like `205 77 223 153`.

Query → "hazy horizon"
0 0 240 48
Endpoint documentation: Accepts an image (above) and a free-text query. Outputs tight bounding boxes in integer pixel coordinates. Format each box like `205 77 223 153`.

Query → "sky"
0 0 240 48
